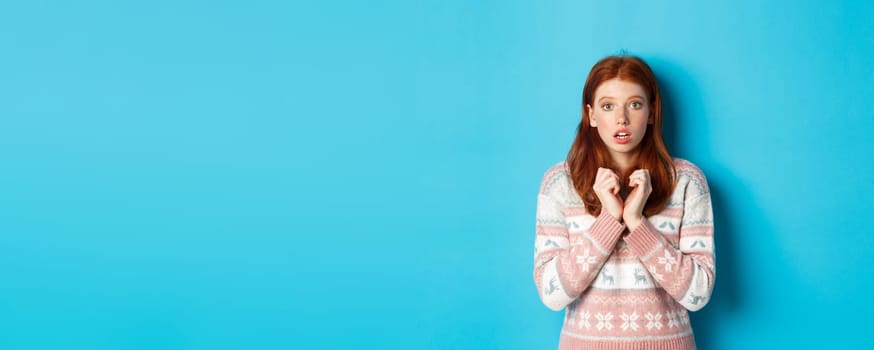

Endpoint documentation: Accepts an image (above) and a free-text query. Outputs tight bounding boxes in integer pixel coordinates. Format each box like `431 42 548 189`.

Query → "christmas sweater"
533 158 715 350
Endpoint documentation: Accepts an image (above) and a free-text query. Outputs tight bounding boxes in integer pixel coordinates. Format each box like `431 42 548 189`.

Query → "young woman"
533 55 715 349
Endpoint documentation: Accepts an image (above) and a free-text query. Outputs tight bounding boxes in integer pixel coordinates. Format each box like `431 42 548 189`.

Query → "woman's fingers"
597 168 618 183
609 177 620 195
628 176 640 188
595 168 620 195
593 168 625 219
628 169 651 190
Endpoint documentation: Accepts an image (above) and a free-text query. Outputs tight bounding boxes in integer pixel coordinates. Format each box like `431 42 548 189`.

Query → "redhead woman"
533 55 715 349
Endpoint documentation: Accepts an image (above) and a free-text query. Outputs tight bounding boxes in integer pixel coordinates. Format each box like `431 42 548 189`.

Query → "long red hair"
566 55 676 217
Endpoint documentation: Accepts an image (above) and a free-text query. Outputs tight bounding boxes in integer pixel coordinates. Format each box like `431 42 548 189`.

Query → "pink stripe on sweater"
564 207 588 216
559 332 696 350
537 225 569 236
679 226 713 236
655 207 685 217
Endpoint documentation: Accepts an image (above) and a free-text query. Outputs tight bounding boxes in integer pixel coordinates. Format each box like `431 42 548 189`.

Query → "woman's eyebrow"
598 95 645 102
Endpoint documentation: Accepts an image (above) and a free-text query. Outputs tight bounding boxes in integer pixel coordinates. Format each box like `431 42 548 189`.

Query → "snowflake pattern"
577 311 591 329
666 310 679 329
645 312 663 330
620 312 639 331
595 312 614 331
657 249 677 272
569 308 692 333
576 248 596 272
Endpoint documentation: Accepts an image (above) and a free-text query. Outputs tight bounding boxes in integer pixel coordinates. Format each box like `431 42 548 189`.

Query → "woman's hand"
594 168 624 220
623 169 652 230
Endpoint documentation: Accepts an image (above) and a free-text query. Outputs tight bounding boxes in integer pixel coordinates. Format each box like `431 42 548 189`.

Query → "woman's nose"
616 108 629 125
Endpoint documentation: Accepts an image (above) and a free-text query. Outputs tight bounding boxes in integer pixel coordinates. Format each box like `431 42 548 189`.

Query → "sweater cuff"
624 219 664 259
588 211 625 252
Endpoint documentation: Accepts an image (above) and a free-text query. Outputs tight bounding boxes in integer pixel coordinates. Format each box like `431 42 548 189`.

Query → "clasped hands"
594 167 651 231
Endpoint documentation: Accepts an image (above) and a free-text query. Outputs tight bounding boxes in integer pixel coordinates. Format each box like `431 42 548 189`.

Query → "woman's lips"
614 130 631 144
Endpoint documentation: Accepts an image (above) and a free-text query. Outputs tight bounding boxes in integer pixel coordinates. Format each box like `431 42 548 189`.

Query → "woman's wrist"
624 215 643 231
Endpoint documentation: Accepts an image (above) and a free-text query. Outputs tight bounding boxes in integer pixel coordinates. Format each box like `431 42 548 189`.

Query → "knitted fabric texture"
533 158 715 350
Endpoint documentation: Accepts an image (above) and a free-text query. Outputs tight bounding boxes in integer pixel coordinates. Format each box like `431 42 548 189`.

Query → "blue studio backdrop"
1 0 872 349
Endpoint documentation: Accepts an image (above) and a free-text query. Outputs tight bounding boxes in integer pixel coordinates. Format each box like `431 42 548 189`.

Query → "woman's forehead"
594 79 647 99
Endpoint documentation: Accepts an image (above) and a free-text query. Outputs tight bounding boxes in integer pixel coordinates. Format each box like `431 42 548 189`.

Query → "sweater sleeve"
533 190 625 312
623 192 716 311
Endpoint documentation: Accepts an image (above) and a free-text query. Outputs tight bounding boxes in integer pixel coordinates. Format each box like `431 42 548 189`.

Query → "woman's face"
586 78 652 162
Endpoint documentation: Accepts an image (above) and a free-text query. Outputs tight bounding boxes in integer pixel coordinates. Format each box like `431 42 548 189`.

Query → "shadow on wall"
649 57 758 349
688 166 756 349
649 57 693 156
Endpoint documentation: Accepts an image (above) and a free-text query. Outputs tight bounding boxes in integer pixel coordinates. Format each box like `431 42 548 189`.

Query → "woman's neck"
610 152 640 175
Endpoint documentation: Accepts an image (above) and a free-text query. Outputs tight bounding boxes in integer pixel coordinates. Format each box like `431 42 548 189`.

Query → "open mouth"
614 131 631 144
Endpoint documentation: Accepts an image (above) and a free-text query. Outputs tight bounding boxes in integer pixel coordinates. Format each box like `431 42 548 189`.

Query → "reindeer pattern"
633 268 648 285
592 263 657 289
545 276 560 296
600 268 614 286
688 293 706 305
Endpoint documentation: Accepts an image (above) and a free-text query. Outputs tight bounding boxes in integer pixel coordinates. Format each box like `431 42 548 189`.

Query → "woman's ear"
586 104 597 127
648 112 654 124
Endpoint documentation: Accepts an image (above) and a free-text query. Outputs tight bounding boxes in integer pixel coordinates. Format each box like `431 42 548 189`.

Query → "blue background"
1 0 872 349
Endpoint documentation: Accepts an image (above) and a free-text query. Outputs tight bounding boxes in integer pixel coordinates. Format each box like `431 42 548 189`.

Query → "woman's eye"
630 101 642 109
601 103 613 111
